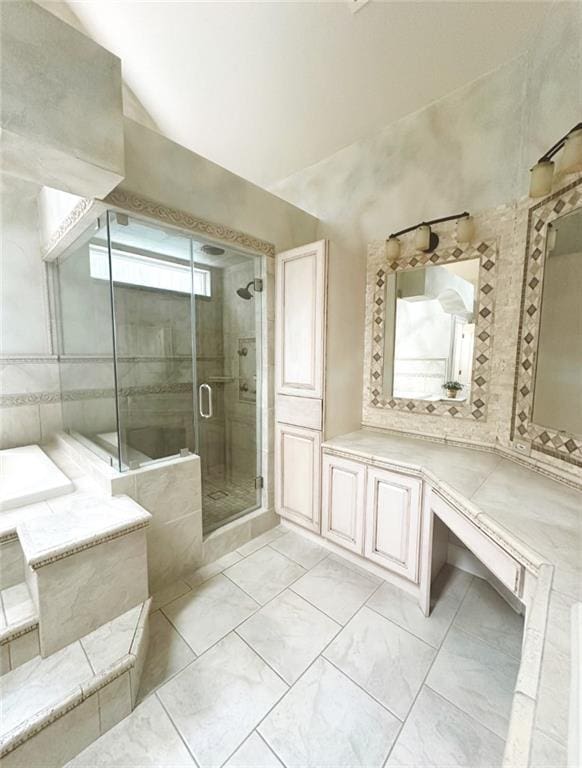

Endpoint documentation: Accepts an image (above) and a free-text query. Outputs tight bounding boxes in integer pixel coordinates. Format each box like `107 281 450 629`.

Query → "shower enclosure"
57 211 263 534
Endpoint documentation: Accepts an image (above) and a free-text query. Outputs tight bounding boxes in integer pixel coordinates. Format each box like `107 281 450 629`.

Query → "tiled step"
0 581 40 674
19 494 151 655
0 598 151 768
0 445 74 512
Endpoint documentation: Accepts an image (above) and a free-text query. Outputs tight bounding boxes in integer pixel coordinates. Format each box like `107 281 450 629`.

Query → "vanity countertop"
322 428 582 761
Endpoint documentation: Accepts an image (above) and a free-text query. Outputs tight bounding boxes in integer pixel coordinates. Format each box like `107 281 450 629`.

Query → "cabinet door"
365 468 422 582
322 454 365 554
275 241 327 399
275 423 321 532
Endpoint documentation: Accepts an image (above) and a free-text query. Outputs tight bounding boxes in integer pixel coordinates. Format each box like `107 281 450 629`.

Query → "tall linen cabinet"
274 240 327 532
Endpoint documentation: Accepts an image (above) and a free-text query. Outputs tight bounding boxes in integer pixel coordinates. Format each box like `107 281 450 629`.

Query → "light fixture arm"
536 122 582 164
388 211 470 240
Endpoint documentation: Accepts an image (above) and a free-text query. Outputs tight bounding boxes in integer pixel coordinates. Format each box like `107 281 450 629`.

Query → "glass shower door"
192 244 262 534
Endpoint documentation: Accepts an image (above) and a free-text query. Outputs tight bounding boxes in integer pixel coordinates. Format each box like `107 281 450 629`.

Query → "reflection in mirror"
383 259 480 401
532 208 582 436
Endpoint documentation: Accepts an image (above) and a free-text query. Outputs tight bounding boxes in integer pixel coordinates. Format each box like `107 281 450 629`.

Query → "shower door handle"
199 383 213 419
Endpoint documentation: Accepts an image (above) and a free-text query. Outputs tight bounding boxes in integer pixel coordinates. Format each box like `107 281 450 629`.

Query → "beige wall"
0 1 124 198
271 1 582 471
118 118 318 254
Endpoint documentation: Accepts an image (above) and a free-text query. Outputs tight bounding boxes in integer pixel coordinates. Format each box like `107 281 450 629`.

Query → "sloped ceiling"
64 0 551 187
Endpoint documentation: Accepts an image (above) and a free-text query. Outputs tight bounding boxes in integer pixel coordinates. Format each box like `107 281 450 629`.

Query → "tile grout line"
255 730 286 767
234 629 292 689
423 682 509 743
363 600 442 651
158 541 334 667
248 582 390 767
381 574 476 767
155 690 201 768
320 651 404 725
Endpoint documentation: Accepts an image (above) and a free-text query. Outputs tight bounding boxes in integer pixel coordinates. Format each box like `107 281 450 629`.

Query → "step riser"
1 625 40 675
1 601 151 768
36 529 149 656
0 539 25 590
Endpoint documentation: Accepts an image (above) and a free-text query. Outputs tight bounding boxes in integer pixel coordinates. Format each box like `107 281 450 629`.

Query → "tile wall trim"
0 382 195 408
104 189 276 257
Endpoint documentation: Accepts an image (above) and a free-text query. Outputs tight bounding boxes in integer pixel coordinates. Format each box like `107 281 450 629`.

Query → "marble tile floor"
68 528 524 768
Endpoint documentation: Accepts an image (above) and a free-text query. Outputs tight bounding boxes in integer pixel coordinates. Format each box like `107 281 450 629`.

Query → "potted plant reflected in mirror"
443 381 463 399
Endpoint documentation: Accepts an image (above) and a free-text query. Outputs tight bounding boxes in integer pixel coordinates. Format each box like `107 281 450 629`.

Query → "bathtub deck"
0 445 74 512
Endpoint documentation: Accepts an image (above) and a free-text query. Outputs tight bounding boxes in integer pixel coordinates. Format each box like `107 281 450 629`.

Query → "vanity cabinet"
275 423 321 533
321 454 365 554
320 454 422 583
364 467 422 582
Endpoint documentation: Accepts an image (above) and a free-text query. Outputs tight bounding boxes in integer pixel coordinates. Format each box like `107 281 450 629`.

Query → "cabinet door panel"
365 468 422 582
276 241 326 399
322 454 365 554
275 423 321 532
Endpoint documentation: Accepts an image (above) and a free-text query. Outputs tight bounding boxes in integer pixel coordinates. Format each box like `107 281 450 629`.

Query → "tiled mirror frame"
511 176 582 468
367 235 498 420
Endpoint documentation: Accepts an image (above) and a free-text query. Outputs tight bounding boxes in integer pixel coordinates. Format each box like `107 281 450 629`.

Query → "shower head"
201 244 225 256
236 281 254 300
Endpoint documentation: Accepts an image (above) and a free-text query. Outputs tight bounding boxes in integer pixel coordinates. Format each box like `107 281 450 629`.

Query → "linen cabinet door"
322 454 365 554
275 423 321 533
275 240 327 399
364 468 422 582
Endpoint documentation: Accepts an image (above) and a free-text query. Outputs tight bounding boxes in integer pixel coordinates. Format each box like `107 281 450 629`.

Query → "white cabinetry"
275 422 321 533
322 454 365 554
275 241 327 399
275 241 327 532
364 468 422 582
320 454 422 583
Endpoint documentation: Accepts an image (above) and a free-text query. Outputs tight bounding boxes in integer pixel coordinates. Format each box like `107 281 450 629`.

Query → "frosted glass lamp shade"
529 160 554 198
457 216 475 243
561 128 582 173
415 224 431 251
386 236 401 259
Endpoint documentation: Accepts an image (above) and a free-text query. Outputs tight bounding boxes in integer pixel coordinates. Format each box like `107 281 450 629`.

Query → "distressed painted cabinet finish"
275 240 327 400
322 454 365 554
364 467 422 582
275 423 321 533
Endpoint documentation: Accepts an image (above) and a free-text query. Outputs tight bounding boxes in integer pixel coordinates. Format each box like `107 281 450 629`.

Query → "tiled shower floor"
67 527 524 768
202 473 258 533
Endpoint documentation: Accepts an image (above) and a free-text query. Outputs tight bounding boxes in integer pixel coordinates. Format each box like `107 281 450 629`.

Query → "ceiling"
64 0 551 188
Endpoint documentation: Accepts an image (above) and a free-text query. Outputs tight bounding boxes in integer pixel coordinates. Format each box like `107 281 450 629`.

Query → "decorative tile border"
104 189 276 257
511 177 582 467
368 239 498 420
0 382 195 408
41 198 96 257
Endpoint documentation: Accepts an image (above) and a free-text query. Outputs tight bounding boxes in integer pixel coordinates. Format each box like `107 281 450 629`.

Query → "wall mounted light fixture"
529 122 582 198
386 211 471 257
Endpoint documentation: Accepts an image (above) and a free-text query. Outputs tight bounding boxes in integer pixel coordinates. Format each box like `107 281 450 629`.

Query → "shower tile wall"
223 261 258 479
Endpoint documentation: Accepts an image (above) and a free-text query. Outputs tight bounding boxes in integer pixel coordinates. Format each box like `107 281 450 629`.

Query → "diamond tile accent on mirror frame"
510 177 582 468
367 237 497 421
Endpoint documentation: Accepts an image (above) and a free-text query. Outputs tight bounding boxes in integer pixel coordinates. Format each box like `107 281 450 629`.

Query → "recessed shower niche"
56 211 264 533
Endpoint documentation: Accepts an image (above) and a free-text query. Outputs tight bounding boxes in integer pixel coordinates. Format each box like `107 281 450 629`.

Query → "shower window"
57 210 263 535
89 244 212 296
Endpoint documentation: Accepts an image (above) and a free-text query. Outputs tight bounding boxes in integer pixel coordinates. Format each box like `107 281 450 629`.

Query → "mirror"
383 258 480 401
531 208 582 436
